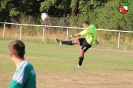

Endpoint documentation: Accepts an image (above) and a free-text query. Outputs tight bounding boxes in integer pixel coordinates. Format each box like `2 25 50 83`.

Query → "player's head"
82 21 90 28
9 40 25 59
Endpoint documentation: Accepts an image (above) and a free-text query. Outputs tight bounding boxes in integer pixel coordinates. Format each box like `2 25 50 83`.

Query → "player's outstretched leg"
56 38 75 45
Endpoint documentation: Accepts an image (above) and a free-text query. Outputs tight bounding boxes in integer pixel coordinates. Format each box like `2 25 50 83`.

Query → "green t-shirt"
8 60 36 88
80 24 97 45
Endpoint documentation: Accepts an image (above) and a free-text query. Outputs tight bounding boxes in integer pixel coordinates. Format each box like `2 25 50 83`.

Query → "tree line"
0 0 133 30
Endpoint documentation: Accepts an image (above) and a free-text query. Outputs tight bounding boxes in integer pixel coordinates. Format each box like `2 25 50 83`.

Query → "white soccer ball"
41 12 48 21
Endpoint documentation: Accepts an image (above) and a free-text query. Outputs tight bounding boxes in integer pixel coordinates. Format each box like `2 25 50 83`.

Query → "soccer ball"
41 12 48 21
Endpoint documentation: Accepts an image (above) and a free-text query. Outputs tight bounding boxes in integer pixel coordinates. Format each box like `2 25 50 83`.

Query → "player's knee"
73 39 79 44
80 50 84 56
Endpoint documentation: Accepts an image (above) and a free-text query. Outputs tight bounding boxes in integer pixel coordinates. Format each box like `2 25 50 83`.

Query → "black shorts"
78 38 92 52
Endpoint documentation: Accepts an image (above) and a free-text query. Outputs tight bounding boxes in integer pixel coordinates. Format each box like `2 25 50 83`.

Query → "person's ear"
9 52 13 58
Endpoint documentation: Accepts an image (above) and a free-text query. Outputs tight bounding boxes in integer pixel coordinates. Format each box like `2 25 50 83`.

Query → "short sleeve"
80 26 92 36
80 30 87 36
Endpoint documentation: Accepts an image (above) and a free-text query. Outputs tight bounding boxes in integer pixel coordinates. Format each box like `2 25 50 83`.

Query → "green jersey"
8 60 36 88
80 24 97 45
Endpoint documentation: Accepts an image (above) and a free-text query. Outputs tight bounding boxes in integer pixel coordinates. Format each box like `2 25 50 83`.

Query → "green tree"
93 0 133 30
0 0 42 21
40 0 71 17
0 0 11 21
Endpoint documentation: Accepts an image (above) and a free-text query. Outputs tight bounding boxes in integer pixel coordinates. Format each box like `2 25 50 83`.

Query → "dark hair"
9 40 25 58
82 21 90 25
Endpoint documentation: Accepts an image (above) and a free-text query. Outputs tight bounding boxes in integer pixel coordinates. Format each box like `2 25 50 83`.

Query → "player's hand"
70 34 75 38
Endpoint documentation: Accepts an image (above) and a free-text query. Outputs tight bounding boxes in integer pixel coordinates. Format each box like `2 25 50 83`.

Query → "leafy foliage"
0 0 133 31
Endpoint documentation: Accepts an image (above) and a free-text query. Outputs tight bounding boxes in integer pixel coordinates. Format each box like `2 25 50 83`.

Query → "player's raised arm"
74 33 81 37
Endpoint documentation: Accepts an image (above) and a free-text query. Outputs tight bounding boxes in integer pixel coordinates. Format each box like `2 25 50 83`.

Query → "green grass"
0 39 133 88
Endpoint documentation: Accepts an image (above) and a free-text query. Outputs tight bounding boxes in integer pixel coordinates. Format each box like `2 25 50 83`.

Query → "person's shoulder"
89 24 97 29
25 62 35 75
86 24 95 29
90 24 96 27
24 61 35 72
25 62 34 70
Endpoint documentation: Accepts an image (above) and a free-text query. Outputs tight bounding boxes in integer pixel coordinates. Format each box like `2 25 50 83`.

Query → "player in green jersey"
56 21 97 67
8 40 36 88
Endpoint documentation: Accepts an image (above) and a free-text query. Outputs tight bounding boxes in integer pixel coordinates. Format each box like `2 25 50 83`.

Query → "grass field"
0 39 133 88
